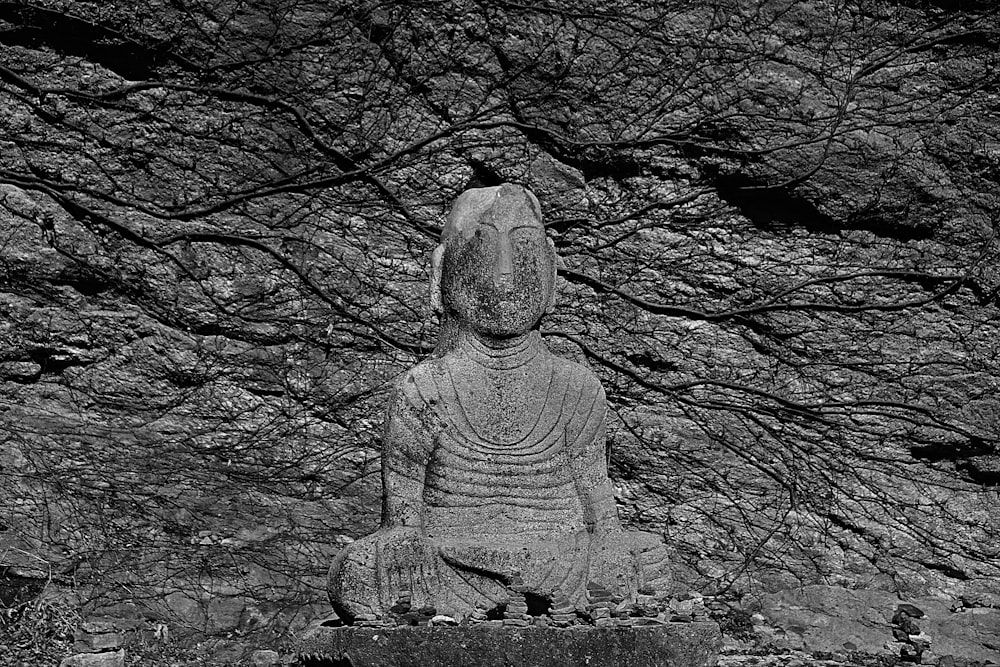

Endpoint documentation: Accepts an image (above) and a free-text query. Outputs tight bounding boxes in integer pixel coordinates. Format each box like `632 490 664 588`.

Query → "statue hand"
586 530 670 599
377 526 444 612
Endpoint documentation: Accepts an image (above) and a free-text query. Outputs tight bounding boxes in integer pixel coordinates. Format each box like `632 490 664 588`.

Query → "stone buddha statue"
329 184 671 624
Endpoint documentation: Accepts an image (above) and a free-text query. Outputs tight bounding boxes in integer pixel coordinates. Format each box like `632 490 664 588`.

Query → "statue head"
431 184 557 339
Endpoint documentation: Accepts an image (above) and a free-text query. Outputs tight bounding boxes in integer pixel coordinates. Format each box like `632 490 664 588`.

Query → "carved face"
437 185 556 338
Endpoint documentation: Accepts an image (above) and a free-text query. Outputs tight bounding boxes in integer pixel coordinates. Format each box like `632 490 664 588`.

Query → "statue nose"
494 237 513 283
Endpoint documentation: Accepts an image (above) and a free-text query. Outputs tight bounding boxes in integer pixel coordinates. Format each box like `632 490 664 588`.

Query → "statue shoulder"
383 360 448 450
550 354 607 403
391 358 447 407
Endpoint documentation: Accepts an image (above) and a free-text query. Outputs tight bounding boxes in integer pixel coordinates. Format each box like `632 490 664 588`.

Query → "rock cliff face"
2 0 999 660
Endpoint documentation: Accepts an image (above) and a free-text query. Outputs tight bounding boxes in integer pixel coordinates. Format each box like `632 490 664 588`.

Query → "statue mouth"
485 298 532 320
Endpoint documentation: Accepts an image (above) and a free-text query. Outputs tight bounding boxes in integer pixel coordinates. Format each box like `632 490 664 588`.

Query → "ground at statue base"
295 623 722 667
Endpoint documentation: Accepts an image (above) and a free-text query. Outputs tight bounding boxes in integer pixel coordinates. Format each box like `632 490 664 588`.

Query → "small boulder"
898 603 926 619
429 614 458 626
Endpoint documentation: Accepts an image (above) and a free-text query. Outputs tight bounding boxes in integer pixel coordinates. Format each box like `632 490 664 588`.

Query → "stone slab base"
296 623 721 667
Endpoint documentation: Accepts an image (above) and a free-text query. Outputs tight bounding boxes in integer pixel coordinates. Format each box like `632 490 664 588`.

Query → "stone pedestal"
296 623 721 667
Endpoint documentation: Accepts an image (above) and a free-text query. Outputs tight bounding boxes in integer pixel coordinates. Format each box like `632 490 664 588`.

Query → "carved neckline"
441 354 558 448
459 329 543 371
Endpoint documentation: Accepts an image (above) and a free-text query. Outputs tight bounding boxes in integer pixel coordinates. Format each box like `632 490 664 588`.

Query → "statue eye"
511 228 538 244
473 226 496 243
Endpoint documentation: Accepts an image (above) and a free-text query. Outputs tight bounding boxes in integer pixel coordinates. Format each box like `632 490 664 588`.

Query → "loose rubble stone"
898 604 926 619
73 631 122 653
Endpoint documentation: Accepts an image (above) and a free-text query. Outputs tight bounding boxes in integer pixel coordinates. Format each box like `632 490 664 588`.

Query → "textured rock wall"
1 0 999 660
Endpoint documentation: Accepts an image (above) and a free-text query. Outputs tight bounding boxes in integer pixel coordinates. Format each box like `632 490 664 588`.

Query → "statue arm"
380 385 435 529
573 385 623 535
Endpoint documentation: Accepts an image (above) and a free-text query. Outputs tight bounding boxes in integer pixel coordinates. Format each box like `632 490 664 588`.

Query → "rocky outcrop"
755 585 1000 663
1 0 998 661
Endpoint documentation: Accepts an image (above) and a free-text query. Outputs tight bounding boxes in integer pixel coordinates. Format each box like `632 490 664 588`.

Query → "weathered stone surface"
329 185 673 624
906 597 1000 663
296 624 721 667
59 649 125 667
758 585 1000 662
760 585 899 652
250 649 283 666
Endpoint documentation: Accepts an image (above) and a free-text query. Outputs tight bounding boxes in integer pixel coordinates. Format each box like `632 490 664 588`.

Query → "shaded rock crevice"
0 3 191 80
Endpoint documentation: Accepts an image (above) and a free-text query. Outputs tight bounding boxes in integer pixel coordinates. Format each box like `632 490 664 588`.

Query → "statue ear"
430 244 446 314
545 237 559 314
